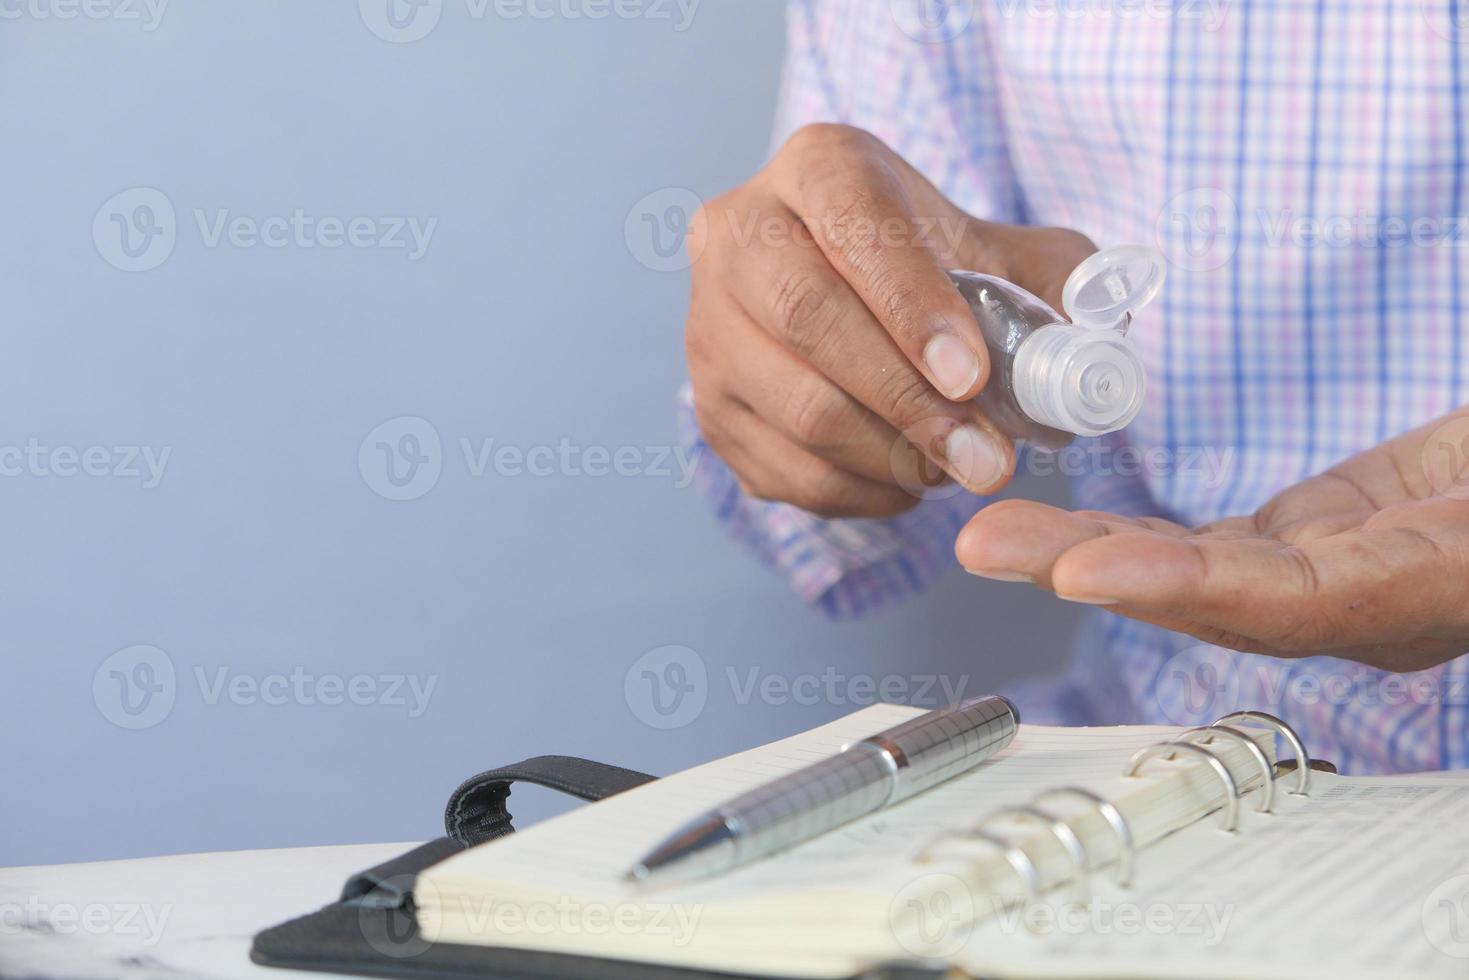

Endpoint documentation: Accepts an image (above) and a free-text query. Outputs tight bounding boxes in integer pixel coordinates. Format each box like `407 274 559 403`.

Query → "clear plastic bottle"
948 245 1166 452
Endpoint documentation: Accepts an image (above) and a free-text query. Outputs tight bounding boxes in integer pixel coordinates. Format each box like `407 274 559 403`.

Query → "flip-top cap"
1014 327 1146 437
1060 245 1167 332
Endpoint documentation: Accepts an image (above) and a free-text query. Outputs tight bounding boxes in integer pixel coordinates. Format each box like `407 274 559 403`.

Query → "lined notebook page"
423 704 1259 902
964 774 1469 980
418 704 1273 975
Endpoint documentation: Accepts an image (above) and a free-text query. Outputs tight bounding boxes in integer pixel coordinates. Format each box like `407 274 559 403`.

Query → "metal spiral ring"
980 805 1090 904
1123 741 1241 832
1179 725 1276 814
1033 786 1136 888
1211 710 1311 796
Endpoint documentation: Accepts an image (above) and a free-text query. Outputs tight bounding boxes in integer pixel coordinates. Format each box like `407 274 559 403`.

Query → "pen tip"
624 864 651 884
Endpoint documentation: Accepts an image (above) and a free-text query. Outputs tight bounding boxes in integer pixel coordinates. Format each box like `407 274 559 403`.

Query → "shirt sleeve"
681 0 1025 619
773 0 1025 222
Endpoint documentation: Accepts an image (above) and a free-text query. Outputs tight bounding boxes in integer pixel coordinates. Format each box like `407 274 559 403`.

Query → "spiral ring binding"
909 711 1311 906
1179 725 1276 814
979 805 1090 903
1123 741 1242 832
1033 786 1136 888
914 829 1041 909
973 829 1043 920
1211 710 1311 796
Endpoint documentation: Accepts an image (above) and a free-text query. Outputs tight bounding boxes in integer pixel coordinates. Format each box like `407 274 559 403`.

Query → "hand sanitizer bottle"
949 245 1166 452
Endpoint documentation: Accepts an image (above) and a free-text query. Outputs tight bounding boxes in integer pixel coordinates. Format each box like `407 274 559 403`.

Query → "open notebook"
416 703 1469 979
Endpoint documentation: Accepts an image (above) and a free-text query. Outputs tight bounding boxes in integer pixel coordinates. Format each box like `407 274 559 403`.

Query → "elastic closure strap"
340 838 466 909
445 754 658 846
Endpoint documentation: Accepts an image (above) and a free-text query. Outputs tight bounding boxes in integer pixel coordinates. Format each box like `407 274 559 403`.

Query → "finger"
771 126 990 401
713 308 936 491
1048 509 1469 652
1260 509 1375 546
955 220 1099 314
952 499 1279 653
726 207 1014 494
1252 425 1450 535
1080 602 1268 654
1253 469 1385 536
710 402 919 520
955 499 1187 585
845 139 1100 309
1264 414 1461 529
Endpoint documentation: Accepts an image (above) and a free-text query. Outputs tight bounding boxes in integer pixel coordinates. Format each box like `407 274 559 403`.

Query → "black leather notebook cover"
250 755 947 980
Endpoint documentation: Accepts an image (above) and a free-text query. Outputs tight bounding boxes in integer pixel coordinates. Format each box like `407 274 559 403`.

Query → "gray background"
0 0 1075 867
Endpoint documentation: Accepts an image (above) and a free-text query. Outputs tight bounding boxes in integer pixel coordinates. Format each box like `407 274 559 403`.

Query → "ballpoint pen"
626 695 1020 886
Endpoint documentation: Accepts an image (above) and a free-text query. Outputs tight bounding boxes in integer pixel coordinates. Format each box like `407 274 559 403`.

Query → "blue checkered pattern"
682 0 1469 773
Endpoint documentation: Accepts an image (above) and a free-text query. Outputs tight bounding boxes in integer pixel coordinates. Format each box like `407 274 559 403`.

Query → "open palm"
958 409 1469 672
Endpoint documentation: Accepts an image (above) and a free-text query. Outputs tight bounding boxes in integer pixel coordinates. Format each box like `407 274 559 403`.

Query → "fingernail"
943 424 1007 492
1055 592 1120 606
967 569 1033 583
923 334 982 400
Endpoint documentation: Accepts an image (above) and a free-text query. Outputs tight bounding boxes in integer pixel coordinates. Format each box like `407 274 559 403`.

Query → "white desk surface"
0 842 421 980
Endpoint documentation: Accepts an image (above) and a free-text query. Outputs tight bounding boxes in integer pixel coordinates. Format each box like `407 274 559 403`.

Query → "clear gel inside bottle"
948 245 1166 452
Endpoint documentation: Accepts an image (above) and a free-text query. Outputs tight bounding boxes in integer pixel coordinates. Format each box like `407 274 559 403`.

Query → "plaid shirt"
682 0 1469 773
